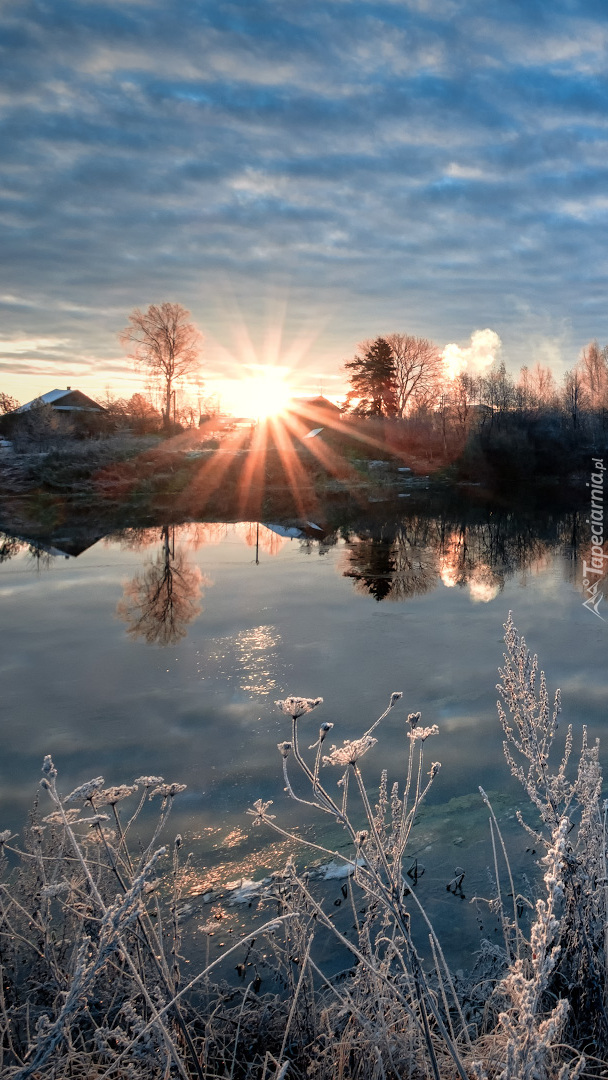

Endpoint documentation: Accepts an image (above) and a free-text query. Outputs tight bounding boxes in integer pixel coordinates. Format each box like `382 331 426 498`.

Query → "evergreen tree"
345 337 398 417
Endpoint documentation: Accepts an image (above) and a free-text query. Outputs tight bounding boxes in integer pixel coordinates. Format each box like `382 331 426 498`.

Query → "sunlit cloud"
0 337 71 354
442 329 502 381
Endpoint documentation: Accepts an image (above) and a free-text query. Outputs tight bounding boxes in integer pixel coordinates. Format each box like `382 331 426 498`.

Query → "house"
0 387 106 440
13 388 105 414
285 396 342 427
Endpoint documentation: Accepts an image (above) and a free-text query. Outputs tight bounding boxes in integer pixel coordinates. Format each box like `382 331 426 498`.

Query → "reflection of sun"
227 368 292 420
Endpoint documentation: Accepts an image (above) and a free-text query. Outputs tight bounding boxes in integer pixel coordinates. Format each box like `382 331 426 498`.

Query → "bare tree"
527 362 557 408
384 334 443 417
579 340 608 406
120 303 203 425
563 368 587 429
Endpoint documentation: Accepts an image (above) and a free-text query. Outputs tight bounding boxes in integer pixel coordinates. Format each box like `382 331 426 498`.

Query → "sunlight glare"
227 367 292 420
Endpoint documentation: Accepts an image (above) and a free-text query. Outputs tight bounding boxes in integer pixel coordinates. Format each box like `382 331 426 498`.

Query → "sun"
226 368 292 420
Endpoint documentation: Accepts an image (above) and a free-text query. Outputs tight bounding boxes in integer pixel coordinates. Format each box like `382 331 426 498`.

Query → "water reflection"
340 509 575 604
207 624 281 697
116 525 208 645
0 503 587 626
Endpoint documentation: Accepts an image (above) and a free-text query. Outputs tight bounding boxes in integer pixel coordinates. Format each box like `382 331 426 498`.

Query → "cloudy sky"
2 0 608 406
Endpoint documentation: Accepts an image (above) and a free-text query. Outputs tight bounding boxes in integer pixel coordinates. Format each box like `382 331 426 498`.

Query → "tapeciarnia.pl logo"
582 457 606 620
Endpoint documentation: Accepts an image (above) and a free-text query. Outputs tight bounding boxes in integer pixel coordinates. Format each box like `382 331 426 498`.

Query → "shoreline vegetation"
0 616 605 1078
0 408 602 529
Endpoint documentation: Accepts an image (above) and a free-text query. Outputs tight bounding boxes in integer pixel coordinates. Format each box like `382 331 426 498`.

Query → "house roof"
14 389 104 413
289 395 341 410
15 389 70 412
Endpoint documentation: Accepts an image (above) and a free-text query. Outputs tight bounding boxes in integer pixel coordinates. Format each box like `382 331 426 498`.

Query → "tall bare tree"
563 367 587 429
384 334 443 417
579 340 608 407
527 362 557 407
120 303 203 425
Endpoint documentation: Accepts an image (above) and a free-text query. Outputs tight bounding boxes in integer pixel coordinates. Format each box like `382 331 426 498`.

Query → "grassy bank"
0 617 604 1078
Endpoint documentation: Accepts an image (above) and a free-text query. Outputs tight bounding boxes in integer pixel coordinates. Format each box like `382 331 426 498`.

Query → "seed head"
149 783 187 800
275 696 323 719
407 725 439 742
64 777 105 803
277 741 293 758
95 785 139 806
323 736 377 767
246 798 275 826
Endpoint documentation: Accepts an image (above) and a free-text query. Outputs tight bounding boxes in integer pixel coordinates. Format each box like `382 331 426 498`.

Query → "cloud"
0 337 71 354
442 329 502 380
2 0 608 401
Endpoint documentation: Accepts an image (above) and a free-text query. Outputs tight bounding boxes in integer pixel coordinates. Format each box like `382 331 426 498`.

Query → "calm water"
0 499 605 961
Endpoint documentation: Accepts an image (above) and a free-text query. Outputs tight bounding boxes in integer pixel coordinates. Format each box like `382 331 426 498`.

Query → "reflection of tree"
343 519 438 601
116 526 207 645
341 508 568 604
0 532 23 563
344 538 396 600
242 523 287 557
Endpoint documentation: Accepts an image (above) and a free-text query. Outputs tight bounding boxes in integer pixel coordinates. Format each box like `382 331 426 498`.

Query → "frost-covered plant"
0 758 291 1080
249 693 471 1080
496 613 608 1055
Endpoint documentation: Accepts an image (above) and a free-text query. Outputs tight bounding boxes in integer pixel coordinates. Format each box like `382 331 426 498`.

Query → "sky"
2 0 608 409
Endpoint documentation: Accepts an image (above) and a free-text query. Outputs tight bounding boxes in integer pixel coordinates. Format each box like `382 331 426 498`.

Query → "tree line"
344 333 608 427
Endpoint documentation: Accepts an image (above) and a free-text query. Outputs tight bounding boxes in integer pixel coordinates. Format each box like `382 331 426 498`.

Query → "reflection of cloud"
468 564 501 604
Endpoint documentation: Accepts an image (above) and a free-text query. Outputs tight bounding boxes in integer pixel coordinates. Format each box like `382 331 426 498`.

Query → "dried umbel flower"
407 712 421 728
133 775 164 787
246 798 276 826
64 777 105 803
275 696 323 719
277 741 293 758
407 725 439 742
389 692 403 707
323 735 378 767
429 762 441 778
149 783 187 800
44 809 77 825
0 829 13 845
95 785 139 806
